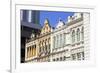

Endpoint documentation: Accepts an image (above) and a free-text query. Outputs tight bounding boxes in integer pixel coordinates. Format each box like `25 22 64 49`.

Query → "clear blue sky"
40 11 74 28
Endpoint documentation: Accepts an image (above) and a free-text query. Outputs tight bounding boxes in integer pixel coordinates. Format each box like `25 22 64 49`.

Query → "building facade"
51 19 71 61
36 19 52 62
25 19 52 62
24 12 90 62
68 13 90 60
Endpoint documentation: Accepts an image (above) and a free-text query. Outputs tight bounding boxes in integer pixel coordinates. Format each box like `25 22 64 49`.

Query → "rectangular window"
82 52 84 60
77 53 81 60
72 54 76 60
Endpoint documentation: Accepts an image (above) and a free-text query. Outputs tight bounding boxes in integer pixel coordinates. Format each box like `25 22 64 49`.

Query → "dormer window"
56 18 65 29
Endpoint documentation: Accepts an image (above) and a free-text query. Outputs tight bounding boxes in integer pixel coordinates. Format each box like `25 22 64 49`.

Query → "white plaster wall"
83 13 90 60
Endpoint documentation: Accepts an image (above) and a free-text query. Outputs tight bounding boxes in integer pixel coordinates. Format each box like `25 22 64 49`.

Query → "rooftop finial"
56 17 64 28
44 18 49 24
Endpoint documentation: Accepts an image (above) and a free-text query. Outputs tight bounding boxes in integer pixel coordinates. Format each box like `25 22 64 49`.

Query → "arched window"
81 27 84 40
72 30 75 43
55 35 57 48
45 45 47 55
39 47 41 53
57 35 59 48
58 34 60 47
48 44 50 53
76 28 80 41
60 34 62 47
45 41 47 53
53 36 55 49
64 34 66 46
55 36 56 48
41 41 44 53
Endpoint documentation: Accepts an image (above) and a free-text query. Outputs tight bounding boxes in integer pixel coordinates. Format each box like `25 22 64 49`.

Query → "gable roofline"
42 18 52 30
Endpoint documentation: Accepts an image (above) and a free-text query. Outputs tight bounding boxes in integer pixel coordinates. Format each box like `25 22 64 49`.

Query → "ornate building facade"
51 19 71 61
25 12 90 62
25 19 52 62
36 19 52 62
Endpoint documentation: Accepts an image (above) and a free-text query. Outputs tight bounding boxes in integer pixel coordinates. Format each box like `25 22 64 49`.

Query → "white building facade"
51 13 90 61
51 19 71 61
